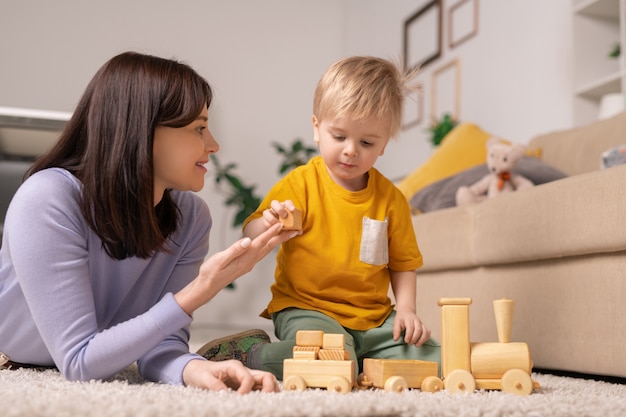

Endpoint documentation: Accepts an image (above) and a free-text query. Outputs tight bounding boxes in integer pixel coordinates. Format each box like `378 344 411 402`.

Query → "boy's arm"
243 217 267 240
390 269 417 314
390 269 431 346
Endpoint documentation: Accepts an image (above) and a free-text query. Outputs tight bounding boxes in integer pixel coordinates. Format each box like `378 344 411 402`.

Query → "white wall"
343 0 574 181
1 0 345 334
0 0 575 334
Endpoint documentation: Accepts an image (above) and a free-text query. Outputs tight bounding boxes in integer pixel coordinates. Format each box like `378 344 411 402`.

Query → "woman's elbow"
59 363 116 382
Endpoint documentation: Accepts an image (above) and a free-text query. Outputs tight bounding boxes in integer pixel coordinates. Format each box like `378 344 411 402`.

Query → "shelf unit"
0 107 71 242
0 106 70 158
572 0 626 125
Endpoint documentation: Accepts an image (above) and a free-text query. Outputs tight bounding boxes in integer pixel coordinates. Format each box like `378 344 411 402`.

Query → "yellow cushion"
397 122 494 199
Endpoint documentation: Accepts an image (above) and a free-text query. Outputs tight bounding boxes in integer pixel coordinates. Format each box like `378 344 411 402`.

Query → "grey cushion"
409 157 568 213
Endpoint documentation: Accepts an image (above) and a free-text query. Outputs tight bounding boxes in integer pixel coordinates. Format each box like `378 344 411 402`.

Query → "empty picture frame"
402 88 424 130
449 0 479 49
431 59 460 121
403 0 442 71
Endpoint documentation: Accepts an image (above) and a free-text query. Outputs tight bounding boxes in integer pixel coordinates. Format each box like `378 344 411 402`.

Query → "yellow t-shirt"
244 156 423 330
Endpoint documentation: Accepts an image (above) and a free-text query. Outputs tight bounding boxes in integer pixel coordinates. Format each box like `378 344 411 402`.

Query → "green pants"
256 308 441 380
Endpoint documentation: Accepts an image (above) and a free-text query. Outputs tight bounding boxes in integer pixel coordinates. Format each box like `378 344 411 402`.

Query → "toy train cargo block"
323 333 345 349
318 333 348 360
293 346 319 360
295 330 324 347
318 349 349 360
360 358 442 392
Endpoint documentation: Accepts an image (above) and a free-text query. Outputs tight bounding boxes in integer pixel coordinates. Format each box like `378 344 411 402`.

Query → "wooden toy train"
283 297 540 395
438 297 540 395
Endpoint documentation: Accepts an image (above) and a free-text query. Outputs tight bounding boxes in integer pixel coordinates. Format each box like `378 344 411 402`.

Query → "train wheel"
383 376 408 393
284 375 306 391
357 372 374 389
501 369 533 396
445 369 476 394
327 376 352 394
421 376 444 393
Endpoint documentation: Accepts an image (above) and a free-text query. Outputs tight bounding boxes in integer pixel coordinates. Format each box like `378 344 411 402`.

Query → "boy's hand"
263 200 301 231
393 309 431 347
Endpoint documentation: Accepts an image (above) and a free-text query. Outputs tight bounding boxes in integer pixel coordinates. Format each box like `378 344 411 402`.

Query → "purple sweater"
0 168 211 384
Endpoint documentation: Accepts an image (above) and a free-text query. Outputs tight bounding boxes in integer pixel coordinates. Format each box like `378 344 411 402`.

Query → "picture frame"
403 0 442 71
402 88 424 130
448 0 479 49
431 59 461 121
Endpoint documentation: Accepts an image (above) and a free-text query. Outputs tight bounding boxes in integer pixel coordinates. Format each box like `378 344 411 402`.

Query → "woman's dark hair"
28 51 213 260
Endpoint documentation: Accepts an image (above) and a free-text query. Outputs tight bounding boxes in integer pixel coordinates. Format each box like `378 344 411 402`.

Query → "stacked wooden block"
293 330 350 361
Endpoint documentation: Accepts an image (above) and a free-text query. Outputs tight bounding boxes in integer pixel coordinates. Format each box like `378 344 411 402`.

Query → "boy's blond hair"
313 56 419 139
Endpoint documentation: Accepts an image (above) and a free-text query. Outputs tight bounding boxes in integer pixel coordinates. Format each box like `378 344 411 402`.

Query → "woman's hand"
175 222 297 315
183 359 279 393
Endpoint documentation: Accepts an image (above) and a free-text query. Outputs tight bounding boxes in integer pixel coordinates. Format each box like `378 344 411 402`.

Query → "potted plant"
427 113 458 147
271 139 318 175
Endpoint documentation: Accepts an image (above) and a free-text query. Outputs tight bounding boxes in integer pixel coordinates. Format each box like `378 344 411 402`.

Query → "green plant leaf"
427 113 458 146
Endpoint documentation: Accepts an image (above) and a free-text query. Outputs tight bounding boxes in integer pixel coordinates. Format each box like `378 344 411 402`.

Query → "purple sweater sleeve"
0 169 211 384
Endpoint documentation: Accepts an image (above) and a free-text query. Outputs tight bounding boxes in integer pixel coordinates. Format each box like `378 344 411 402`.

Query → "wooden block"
293 346 319 360
438 299 472 378
438 298 473 306
293 350 317 360
493 298 515 343
470 342 532 379
318 349 346 361
295 330 324 347
474 378 502 390
363 358 438 389
280 208 302 230
283 359 354 389
323 333 345 349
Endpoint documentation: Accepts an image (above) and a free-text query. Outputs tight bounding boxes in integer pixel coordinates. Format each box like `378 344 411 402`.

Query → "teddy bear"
455 137 534 206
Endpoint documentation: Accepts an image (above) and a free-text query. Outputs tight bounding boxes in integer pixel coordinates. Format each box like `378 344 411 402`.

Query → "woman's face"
153 107 219 205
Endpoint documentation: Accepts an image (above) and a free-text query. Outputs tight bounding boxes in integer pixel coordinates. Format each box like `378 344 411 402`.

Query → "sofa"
401 111 626 379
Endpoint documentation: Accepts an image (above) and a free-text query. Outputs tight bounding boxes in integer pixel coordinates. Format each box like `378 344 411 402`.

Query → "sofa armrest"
528 111 626 176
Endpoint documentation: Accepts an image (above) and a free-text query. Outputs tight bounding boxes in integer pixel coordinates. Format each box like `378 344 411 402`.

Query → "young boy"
198 56 440 379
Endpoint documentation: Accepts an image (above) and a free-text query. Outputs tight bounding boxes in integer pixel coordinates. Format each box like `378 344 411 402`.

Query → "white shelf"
574 0 620 19
0 107 71 157
572 0 624 125
0 106 71 131
575 70 624 99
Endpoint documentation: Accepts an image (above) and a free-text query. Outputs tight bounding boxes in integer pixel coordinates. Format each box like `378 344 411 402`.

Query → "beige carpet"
1 366 625 417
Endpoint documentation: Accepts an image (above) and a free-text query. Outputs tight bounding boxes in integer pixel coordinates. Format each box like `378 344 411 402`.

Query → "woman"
0 51 296 393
